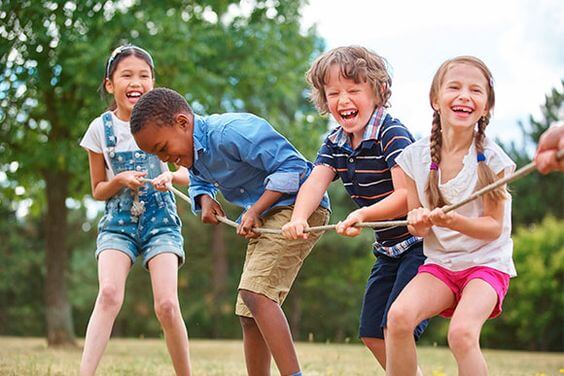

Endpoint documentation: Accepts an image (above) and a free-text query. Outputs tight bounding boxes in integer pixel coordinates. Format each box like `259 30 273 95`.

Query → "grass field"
0 336 562 375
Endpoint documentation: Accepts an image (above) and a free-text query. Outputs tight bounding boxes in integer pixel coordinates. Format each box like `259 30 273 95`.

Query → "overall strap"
102 112 117 159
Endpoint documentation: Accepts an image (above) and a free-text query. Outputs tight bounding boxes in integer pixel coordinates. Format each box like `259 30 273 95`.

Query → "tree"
500 82 564 226
0 0 323 345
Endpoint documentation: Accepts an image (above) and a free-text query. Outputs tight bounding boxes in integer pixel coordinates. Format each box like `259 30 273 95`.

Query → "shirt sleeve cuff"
264 172 300 193
188 187 217 214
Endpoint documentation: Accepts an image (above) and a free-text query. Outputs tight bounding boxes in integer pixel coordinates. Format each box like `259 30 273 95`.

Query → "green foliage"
500 82 564 226
0 205 45 336
481 217 564 351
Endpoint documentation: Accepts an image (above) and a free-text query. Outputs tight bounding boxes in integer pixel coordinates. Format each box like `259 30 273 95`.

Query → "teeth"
127 92 142 98
452 106 472 113
340 110 358 119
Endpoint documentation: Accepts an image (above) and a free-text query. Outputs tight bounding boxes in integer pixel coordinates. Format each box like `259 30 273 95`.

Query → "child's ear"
175 113 190 130
104 79 114 94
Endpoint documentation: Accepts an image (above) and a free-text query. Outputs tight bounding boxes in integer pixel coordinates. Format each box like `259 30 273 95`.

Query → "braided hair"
425 56 507 208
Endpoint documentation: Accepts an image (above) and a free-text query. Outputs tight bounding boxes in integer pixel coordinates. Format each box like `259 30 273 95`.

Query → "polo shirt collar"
328 107 387 148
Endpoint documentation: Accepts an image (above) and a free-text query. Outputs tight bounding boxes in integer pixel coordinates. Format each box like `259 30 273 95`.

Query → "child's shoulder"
483 137 516 172
375 112 416 141
403 136 429 152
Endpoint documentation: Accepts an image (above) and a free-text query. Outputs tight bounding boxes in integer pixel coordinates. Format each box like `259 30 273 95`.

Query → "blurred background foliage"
0 0 562 351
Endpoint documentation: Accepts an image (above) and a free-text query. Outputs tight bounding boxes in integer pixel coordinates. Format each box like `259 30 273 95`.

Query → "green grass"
0 336 562 375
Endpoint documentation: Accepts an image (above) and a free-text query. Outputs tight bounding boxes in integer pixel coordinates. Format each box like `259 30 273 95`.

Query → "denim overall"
96 112 184 268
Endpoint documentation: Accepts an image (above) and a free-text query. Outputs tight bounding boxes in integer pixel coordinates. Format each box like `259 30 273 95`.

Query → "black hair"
130 87 192 134
98 44 155 110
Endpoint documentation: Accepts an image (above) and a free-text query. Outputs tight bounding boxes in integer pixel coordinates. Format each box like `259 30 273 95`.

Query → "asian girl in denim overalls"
96 112 184 268
79 45 191 376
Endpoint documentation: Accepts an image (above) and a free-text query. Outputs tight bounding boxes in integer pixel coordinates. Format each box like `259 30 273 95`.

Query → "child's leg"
80 250 131 376
447 279 497 376
148 253 191 376
236 206 329 376
386 273 454 376
239 316 272 375
358 256 396 368
239 290 299 375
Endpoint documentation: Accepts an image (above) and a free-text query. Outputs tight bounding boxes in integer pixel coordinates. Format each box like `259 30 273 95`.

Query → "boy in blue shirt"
282 46 427 373
130 87 329 376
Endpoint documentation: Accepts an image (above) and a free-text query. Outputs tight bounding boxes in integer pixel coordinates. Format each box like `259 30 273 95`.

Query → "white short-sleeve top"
396 136 517 277
80 111 169 179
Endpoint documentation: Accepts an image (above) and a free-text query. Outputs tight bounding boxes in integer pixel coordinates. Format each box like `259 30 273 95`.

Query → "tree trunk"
44 170 76 347
211 224 228 338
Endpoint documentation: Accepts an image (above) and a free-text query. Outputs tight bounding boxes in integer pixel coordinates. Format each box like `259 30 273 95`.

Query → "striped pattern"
315 109 419 257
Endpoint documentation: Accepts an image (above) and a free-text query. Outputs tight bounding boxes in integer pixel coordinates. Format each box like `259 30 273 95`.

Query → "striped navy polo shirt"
315 107 420 257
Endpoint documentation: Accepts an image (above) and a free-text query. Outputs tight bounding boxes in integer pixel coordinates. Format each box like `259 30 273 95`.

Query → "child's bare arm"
238 190 284 238
429 173 506 241
282 165 334 240
336 166 408 237
87 150 145 200
171 166 190 186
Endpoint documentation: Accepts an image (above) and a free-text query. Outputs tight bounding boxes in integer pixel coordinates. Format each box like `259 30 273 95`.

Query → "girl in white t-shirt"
386 56 516 376
79 45 191 375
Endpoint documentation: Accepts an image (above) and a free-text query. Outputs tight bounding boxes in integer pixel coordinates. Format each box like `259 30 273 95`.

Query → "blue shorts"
96 190 185 270
359 241 428 340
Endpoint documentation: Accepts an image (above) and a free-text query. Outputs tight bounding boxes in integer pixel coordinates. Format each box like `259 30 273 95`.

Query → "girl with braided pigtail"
385 56 517 376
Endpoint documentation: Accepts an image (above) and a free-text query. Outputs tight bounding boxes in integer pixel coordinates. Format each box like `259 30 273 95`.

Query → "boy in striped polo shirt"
282 46 427 374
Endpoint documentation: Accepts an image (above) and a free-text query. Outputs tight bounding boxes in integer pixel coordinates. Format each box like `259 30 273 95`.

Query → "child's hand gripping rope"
144 147 563 236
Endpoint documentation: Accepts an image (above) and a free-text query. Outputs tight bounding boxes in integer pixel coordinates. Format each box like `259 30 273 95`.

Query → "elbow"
484 222 503 241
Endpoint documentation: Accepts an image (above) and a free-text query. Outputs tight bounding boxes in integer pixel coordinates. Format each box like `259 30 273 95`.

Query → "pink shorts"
419 264 510 319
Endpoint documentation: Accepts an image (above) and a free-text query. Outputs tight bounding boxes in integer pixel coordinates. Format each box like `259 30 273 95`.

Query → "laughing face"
105 55 154 120
433 63 490 131
324 64 379 144
133 113 195 169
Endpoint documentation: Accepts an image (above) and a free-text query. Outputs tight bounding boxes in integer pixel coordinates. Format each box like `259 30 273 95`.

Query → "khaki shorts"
235 205 330 317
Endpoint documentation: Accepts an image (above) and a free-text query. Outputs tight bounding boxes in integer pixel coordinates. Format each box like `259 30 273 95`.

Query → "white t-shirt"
396 136 517 277
80 112 168 179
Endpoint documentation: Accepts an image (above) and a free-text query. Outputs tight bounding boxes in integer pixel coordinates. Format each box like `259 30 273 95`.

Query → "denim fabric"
187 113 330 215
95 112 184 269
358 241 428 340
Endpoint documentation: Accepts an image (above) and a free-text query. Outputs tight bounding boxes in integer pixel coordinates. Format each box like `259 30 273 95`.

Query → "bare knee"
386 304 418 337
239 289 262 314
239 315 258 331
97 284 123 312
448 322 480 355
154 298 180 326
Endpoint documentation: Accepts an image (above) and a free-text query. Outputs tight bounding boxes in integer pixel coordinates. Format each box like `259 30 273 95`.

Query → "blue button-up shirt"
188 113 330 216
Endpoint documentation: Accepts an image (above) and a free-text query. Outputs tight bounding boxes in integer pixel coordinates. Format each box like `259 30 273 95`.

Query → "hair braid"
425 111 447 208
475 116 508 203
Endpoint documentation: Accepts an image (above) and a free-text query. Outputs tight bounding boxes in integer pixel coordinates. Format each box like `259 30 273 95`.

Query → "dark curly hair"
130 87 192 134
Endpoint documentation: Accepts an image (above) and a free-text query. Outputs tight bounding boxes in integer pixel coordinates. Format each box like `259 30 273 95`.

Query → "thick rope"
148 149 563 235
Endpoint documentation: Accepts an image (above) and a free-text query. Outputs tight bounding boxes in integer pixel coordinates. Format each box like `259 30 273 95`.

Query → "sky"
301 0 563 142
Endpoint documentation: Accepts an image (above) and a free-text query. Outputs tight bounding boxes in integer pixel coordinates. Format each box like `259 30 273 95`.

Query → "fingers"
336 220 362 237
281 221 308 240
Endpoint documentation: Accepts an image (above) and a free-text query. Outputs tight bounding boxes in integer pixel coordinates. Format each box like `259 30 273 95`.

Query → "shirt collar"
192 114 207 162
328 107 387 148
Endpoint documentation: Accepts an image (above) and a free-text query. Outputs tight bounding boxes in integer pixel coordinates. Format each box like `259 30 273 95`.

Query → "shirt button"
136 166 142 171
240 188 245 193
214 182 219 187
135 152 140 158
349 158 354 163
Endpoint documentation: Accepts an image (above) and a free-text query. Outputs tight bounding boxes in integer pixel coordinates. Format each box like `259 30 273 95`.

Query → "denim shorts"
96 190 184 270
359 241 428 340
